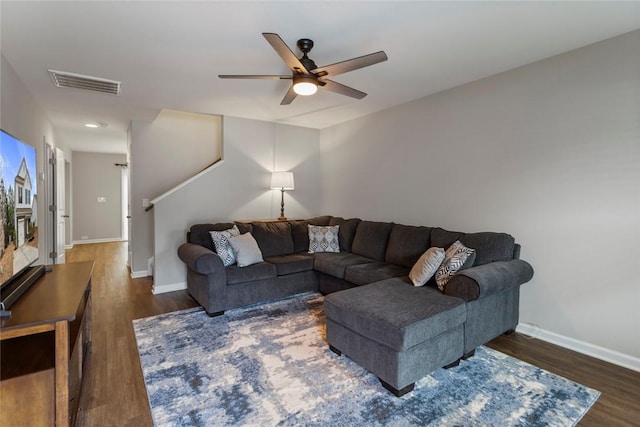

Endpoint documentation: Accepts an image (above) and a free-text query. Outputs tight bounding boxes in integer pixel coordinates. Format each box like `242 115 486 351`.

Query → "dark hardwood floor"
72 242 640 426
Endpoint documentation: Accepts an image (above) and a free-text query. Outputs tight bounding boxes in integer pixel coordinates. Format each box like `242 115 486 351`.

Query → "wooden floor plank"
71 242 640 426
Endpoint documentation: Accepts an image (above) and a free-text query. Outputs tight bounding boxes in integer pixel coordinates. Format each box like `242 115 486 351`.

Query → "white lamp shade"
270 171 294 190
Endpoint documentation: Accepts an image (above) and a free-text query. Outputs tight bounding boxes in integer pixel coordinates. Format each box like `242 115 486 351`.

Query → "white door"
55 148 66 264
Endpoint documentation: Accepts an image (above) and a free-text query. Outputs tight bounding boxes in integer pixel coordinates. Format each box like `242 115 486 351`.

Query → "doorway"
44 143 66 264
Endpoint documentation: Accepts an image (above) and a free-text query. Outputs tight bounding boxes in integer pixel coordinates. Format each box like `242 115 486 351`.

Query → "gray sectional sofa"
177 215 534 396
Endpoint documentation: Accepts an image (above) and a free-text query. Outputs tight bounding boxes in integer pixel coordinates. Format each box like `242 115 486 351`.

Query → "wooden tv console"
0 261 94 427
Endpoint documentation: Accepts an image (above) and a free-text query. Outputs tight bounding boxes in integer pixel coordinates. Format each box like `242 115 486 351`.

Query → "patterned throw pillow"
308 225 340 253
435 240 475 291
409 247 446 287
210 225 240 266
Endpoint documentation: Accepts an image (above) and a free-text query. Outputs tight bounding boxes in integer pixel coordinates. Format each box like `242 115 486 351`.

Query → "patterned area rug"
133 293 600 426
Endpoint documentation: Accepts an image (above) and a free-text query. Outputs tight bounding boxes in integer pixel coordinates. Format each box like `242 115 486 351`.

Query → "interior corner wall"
319 31 640 359
129 110 223 276
152 116 321 291
71 151 126 243
1 54 66 265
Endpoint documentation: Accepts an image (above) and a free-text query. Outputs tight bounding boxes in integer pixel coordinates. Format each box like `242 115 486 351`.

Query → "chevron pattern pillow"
210 225 241 266
435 240 475 291
308 225 340 253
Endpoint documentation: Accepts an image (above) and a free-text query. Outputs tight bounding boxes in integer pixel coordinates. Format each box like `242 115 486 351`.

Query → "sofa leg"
329 345 342 356
379 379 414 397
206 310 224 318
462 349 475 360
443 358 461 369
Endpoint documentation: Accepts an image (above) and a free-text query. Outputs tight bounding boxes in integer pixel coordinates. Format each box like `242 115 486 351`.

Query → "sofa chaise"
178 216 534 396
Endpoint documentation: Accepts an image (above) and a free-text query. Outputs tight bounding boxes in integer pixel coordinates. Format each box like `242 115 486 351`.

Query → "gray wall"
152 116 322 290
0 54 70 264
71 151 126 243
130 110 223 276
318 31 640 359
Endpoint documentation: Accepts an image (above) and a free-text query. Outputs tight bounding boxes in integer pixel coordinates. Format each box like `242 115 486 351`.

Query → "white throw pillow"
228 233 264 267
435 240 475 291
409 247 446 287
308 225 340 253
210 225 240 267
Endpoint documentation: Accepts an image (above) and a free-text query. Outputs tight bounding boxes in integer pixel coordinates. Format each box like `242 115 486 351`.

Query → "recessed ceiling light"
85 122 108 128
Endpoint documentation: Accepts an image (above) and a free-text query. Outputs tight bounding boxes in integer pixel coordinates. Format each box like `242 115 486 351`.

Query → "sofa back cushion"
251 222 294 258
430 227 464 250
385 224 432 267
431 227 516 266
188 222 235 252
329 217 361 252
351 221 393 261
290 216 332 252
460 232 515 265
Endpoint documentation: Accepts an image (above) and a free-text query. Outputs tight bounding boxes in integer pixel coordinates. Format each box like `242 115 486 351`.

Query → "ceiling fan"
219 33 388 105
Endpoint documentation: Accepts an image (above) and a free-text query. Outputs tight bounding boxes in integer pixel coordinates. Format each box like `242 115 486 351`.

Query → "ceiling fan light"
293 76 317 96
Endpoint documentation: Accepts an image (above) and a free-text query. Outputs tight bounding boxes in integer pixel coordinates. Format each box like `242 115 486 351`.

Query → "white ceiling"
2 1 639 154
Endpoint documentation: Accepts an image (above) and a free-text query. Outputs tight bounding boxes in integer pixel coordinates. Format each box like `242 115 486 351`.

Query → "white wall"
152 116 321 292
129 109 223 276
319 31 640 361
71 151 126 243
0 54 70 264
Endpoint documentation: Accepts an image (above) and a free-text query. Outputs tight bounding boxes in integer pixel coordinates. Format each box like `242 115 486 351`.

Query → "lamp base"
279 189 287 221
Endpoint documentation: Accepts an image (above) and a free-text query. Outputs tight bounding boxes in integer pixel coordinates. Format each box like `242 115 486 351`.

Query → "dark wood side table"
0 261 94 427
235 218 301 224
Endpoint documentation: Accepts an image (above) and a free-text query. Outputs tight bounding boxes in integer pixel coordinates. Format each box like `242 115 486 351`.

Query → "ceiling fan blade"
280 86 298 105
314 51 387 78
218 75 291 80
262 33 309 74
320 79 367 99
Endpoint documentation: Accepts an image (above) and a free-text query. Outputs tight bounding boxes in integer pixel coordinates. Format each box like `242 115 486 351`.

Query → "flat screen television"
0 129 43 313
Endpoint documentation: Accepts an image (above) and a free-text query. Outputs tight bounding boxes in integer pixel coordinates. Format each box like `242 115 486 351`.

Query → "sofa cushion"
189 222 235 252
344 262 410 286
250 222 294 258
313 252 375 279
329 217 361 252
351 221 394 261
435 241 476 291
460 232 515 266
225 262 276 285
430 227 464 250
409 247 446 287
324 278 466 352
385 224 432 268
290 216 332 253
308 225 340 253
228 233 264 267
209 225 240 267
264 254 315 276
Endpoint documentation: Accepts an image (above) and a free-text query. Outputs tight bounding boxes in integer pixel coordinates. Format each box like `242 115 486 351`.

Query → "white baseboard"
72 237 124 245
517 323 640 372
130 270 150 279
152 281 187 295
65 244 74 250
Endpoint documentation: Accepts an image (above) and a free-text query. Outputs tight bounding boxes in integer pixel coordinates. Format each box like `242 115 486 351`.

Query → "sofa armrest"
443 259 534 302
178 243 225 276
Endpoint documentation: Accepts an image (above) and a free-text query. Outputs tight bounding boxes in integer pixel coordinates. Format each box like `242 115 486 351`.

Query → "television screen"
0 129 39 289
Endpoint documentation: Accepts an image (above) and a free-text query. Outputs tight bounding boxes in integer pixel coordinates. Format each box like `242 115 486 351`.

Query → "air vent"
48 69 121 95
